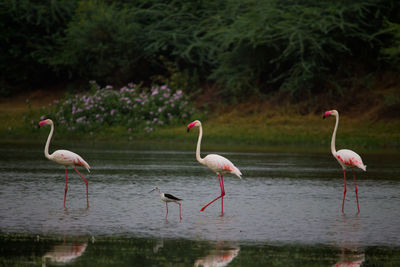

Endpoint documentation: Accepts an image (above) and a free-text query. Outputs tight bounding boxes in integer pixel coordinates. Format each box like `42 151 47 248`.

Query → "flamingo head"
39 119 53 127
187 120 201 132
323 110 338 119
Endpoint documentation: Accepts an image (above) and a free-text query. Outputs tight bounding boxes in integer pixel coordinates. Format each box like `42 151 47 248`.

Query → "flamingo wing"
203 154 242 178
51 150 91 172
336 149 366 171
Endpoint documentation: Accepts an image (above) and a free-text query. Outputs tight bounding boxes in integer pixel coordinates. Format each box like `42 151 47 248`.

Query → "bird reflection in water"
42 238 87 267
153 239 164 254
195 244 240 267
332 215 364 267
333 248 365 267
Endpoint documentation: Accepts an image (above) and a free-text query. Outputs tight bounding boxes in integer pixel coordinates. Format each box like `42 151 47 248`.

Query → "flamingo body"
187 120 242 214
323 110 366 213
203 154 242 178
335 149 366 171
39 119 90 208
50 150 90 172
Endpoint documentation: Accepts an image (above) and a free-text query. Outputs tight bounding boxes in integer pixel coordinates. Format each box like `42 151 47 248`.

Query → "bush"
201 0 392 97
379 20 400 67
0 0 78 89
41 82 195 134
44 0 147 85
2 0 399 100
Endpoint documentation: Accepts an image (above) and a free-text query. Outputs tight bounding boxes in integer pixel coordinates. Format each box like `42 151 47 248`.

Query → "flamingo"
39 119 90 208
194 246 240 267
187 120 242 214
323 110 366 213
150 186 182 220
42 241 88 266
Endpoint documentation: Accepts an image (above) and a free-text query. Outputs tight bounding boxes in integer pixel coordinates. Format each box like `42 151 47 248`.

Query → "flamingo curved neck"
44 123 54 159
196 124 205 165
331 113 338 156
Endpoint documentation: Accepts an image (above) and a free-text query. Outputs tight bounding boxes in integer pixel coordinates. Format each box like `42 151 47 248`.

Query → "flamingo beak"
323 111 331 119
39 120 48 127
187 122 195 132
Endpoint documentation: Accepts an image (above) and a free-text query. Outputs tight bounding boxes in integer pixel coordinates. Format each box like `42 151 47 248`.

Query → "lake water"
1 143 400 266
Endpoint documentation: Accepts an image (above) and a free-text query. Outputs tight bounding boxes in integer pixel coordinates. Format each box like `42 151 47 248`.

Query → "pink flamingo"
323 110 366 213
39 119 90 208
187 120 242 214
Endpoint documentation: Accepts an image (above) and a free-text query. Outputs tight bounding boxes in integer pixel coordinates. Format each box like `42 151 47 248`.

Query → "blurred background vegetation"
1 0 399 99
1 0 399 148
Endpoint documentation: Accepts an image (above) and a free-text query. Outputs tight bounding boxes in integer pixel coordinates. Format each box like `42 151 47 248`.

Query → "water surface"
1 143 399 265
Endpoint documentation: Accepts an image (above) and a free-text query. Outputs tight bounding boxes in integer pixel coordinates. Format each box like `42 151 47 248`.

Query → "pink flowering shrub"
44 82 195 133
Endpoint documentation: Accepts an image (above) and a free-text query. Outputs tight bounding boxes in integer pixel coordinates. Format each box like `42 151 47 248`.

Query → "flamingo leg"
200 174 225 213
221 174 225 194
64 168 68 208
220 174 225 214
342 169 347 213
73 167 89 208
353 170 360 213
165 202 168 218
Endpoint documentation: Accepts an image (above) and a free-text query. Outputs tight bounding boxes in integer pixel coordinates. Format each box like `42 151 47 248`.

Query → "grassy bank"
1 90 399 153
147 112 400 153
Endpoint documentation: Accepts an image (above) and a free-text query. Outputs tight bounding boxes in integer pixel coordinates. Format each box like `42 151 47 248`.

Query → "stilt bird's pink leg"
178 202 182 220
353 170 360 214
73 167 89 208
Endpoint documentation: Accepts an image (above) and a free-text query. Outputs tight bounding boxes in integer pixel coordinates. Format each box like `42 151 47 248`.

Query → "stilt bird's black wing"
165 193 182 201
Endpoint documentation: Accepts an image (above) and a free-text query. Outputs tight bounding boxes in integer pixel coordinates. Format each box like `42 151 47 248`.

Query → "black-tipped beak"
322 115 326 119
187 127 190 133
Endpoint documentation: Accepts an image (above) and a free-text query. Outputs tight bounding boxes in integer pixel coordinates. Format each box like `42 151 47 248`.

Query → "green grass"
1 95 399 153
144 114 400 152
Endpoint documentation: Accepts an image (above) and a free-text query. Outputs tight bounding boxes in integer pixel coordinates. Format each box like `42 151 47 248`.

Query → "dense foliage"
40 82 195 133
0 0 77 94
2 0 399 98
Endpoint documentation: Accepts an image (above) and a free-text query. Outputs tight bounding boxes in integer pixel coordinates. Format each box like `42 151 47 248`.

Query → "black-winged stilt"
150 187 182 220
